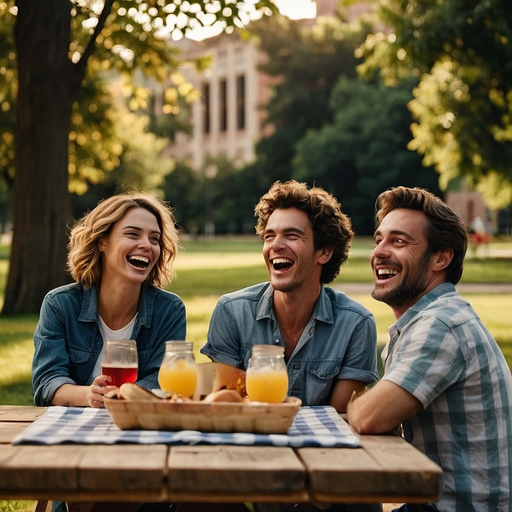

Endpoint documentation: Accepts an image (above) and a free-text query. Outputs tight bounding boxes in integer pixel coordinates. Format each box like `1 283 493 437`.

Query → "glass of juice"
158 341 198 398
101 339 138 387
246 345 288 403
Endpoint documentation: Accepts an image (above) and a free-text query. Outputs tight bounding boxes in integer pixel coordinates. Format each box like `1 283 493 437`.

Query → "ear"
98 239 106 252
432 249 453 272
318 247 334 265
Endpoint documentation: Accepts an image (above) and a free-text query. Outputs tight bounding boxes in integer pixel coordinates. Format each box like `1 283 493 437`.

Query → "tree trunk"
3 1 78 314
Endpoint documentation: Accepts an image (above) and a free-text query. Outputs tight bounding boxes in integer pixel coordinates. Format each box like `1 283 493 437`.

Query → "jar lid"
251 344 284 356
164 340 193 351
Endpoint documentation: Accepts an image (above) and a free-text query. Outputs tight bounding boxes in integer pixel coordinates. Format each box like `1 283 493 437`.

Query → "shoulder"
41 282 85 307
146 286 185 309
217 282 270 306
323 286 374 318
412 284 472 328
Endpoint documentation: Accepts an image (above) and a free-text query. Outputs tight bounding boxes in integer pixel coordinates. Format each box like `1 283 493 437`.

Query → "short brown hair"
375 186 468 284
67 193 180 288
255 180 354 284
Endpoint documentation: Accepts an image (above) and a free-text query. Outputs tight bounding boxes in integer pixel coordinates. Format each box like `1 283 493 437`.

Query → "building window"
236 74 245 130
219 79 228 132
202 82 210 134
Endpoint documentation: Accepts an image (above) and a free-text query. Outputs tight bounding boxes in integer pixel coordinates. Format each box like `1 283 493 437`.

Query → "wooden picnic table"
0 405 442 505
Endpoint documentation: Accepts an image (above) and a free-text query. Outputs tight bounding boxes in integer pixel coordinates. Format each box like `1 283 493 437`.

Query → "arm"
329 379 367 413
51 375 116 407
33 288 117 408
201 298 245 368
347 379 423 434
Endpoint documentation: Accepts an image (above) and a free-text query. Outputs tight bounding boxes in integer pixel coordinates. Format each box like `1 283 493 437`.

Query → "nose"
138 236 151 250
270 234 287 251
372 240 390 259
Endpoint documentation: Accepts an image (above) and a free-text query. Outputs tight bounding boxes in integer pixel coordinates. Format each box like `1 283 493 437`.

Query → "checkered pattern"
12 405 360 448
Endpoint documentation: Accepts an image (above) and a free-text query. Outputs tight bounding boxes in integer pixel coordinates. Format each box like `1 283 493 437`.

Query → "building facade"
170 0 340 171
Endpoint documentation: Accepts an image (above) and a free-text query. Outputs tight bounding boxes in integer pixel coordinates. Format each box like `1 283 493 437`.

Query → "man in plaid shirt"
348 186 512 512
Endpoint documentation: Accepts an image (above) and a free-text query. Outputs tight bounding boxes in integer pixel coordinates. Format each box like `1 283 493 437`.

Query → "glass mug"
158 341 198 398
101 339 138 387
246 345 288 403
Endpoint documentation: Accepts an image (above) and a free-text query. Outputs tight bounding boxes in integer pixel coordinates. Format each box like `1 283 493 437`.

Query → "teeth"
377 268 398 278
272 258 292 265
130 256 149 263
272 257 293 271
128 255 150 268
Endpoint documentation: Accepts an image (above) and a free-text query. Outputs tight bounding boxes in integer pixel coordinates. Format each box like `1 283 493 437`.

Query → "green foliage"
294 76 441 233
356 0 512 207
0 0 280 200
246 14 367 189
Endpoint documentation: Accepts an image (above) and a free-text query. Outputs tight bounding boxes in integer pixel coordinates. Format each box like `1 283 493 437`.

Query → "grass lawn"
0 236 511 512
1 236 511 403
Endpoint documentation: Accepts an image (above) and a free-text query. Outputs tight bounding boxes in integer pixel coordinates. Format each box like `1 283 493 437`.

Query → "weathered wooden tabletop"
0 405 442 505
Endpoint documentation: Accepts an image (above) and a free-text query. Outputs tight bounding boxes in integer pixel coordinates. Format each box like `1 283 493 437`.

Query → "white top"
93 314 138 377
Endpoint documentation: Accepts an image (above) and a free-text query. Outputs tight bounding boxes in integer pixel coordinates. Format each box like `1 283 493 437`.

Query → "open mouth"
376 267 399 280
271 257 294 271
127 255 150 269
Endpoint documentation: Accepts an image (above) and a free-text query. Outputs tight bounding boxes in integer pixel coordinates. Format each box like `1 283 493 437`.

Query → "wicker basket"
104 396 302 434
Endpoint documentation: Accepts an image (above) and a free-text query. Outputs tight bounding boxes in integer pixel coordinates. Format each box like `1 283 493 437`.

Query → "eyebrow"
264 227 306 235
123 225 161 235
374 228 414 240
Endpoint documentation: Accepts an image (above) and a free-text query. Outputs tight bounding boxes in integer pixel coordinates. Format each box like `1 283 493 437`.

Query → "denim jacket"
32 282 186 406
201 282 379 406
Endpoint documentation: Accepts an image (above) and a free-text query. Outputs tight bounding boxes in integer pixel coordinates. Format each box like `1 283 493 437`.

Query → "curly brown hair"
67 193 180 288
375 186 468 284
255 180 354 284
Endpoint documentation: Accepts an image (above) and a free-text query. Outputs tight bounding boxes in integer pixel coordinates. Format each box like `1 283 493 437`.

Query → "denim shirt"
201 282 379 406
32 282 186 406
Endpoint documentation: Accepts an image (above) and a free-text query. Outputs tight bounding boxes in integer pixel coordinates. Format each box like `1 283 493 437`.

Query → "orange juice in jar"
246 345 288 403
158 341 198 398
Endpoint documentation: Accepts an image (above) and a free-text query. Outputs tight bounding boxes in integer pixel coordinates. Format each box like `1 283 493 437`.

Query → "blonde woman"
32 193 186 408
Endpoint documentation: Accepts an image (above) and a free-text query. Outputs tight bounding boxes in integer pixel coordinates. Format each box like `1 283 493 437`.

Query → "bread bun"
202 389 245 403
118 382 161 401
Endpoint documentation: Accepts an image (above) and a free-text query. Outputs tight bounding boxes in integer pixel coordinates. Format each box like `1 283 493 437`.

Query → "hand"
87 375 118 408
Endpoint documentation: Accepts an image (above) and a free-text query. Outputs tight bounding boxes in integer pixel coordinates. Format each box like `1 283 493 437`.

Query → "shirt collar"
255 283 334 325
78 283 154 328
395 281 456 331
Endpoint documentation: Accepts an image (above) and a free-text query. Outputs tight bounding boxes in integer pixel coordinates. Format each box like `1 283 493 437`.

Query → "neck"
97 280 141 330
273 286 320 358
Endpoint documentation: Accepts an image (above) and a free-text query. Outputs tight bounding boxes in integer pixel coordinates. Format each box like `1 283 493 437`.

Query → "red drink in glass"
101 365 138 387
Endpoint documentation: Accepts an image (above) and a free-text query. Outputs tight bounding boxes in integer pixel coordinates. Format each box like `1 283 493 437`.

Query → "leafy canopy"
0 0 279 194
356 0 512 209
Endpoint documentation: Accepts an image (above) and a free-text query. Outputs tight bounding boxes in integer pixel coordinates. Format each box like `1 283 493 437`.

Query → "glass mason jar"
246 345 289 403
158 341 198 398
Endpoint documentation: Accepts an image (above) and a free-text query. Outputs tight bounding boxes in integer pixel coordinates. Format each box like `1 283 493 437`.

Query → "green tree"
3 0 278 314
248 13 368 188
294 76 440 234
356 0 512 209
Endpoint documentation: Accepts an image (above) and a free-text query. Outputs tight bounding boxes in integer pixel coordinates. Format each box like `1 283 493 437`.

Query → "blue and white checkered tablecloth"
12 405 360 448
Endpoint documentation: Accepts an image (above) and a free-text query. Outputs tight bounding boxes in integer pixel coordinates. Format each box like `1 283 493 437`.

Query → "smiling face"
371 208 448 318
262 208 332 294
99 207 161 286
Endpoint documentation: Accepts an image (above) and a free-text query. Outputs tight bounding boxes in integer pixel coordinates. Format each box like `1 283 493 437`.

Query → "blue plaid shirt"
382 282 512 511
201 282 379 406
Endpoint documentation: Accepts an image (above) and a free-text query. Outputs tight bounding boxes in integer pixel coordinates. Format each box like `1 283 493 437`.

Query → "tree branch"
73 0 115 88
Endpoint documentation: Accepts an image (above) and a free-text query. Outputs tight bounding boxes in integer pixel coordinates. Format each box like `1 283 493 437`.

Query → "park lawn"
1 290 510 405
0 235 511 404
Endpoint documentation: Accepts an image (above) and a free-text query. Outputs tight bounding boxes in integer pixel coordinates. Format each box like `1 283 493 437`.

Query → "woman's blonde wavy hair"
67 193 180 289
